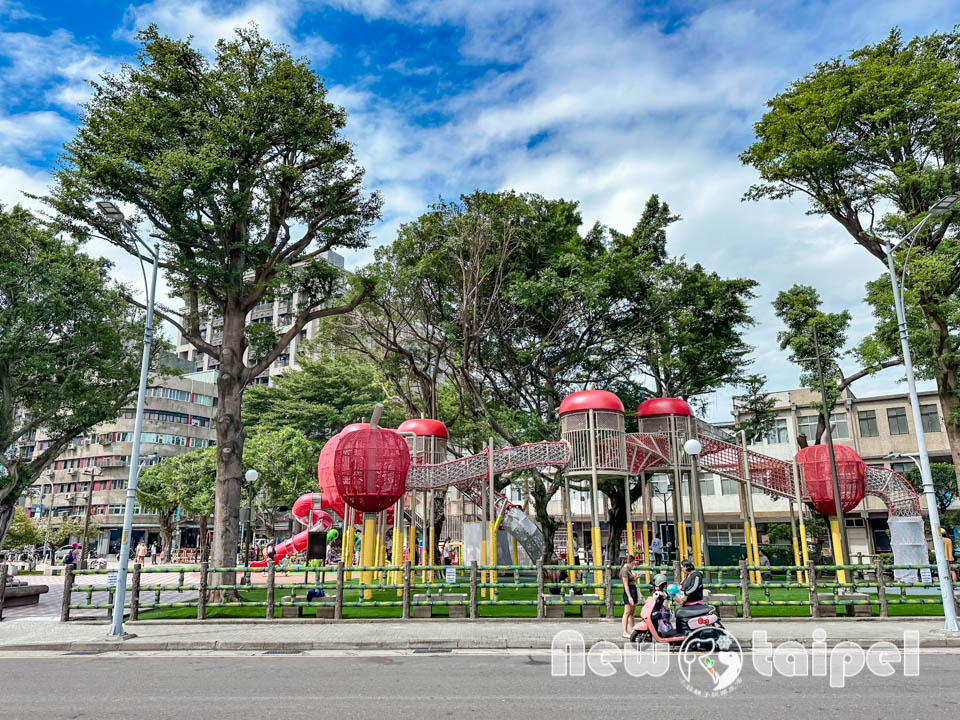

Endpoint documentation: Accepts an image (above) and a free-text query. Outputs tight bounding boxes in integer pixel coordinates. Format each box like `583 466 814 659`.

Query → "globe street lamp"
683 438 711 570
97 201 161 638
883 195 960 632
243 469 259 572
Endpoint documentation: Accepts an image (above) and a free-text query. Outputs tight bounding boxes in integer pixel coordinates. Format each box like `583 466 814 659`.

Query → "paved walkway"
1 617 957 652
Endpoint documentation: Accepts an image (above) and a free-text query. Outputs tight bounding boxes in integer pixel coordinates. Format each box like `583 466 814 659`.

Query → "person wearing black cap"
679 559 703 604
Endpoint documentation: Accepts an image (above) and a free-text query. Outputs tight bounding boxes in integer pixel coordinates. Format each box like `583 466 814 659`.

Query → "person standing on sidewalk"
620 554 640 639
135 540 147 566
941 528 957 583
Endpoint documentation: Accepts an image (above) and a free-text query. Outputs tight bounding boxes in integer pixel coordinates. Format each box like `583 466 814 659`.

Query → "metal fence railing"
51 558 959 622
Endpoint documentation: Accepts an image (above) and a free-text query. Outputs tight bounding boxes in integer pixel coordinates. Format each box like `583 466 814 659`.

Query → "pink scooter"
630 575 723 648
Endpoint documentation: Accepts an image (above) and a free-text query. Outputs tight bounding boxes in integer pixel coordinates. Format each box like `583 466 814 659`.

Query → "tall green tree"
742 29 960 486
904 463 956 515
243 349 406 439
0 206 142 547
772 284 900 444
734 374 778 443
47 27 380 572
0 506 42 551
370 191 757 560
138 447 217 562
243 427 319 511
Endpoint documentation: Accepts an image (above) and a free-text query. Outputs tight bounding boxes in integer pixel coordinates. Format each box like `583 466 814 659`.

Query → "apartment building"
174 250 345 385
20 372 218 556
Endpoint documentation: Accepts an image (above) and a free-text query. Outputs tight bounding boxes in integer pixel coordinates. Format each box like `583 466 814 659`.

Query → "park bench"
542 593 602 618
412 592 468 618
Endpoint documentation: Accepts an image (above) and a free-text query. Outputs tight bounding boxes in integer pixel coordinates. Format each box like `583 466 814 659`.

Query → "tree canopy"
46 25 381 570
0 205 142 548
742 28 960 487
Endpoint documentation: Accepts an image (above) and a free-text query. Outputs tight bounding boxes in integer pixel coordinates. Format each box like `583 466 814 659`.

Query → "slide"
249 492 334 568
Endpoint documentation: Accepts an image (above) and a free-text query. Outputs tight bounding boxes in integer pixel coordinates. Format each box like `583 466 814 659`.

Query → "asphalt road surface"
2 651 959 719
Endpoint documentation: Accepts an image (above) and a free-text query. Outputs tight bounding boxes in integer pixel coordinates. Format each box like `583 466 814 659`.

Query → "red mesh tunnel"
333 427 411 513
796 444 865 515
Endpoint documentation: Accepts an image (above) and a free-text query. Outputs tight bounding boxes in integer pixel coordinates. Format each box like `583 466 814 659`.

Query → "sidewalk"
2 617 958 652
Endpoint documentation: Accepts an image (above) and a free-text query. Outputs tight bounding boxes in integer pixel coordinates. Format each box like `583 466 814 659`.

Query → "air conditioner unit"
67 468 78 476
68 443 76 449
102 439 112 445
191 419 200 426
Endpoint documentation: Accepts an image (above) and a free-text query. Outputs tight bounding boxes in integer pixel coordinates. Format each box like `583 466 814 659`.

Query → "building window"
766 418 788 444
844 517 865 528
890 462 913 476
858 410 879 438
707 523 746 545
720 478 739 496
829 412 848 439
887 407 909 436
920 404 941 433
699 477 715 496
796 415 819 443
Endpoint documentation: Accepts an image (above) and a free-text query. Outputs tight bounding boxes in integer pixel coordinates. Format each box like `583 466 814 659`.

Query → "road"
1 651 958 719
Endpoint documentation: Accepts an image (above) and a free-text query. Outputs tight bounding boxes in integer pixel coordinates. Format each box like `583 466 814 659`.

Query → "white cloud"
117 0 304 50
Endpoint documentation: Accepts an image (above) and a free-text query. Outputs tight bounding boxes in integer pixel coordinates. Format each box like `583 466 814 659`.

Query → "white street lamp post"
97 201 161 638
882 195 959 632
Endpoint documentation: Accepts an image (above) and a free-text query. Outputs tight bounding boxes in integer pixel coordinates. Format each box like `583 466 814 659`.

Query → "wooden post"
739 559 751 619
604 565 614 619
197 561 208 620
334 561 345 620
0 564 7 622
130 563 142 621
266 560 276 619
673 559 681 585
402 560 411 619
536 560 545 619
808 559 820 618
60 563 74 622
469 561 478 619
874 555 888 618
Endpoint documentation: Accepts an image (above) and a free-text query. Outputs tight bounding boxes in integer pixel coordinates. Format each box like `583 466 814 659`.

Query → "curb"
5 634 960 653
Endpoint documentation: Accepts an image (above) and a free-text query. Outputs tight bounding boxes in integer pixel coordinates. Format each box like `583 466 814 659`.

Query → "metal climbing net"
405 440 571 491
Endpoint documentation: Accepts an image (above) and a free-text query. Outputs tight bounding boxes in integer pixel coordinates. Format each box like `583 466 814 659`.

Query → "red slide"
249 492 334 567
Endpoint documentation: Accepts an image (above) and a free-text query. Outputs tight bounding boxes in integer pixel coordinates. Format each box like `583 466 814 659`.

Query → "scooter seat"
675 604 713 620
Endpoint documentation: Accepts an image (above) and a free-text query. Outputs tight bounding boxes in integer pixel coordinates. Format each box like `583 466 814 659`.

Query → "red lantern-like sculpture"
317 422 367 519
333 426 411 513
796 444 865 515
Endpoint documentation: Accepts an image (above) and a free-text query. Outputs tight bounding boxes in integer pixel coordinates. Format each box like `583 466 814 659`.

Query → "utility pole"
811 326 851 573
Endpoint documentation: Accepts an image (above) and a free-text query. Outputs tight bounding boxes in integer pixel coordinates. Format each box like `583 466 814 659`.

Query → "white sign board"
445 566 456 584
107 570 119 588
920 567 932 584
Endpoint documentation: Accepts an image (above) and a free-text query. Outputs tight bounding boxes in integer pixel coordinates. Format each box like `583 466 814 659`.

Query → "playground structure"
263 390 925 589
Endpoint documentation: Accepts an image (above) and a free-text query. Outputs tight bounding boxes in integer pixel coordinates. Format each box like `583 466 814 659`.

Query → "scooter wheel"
630 630 640 644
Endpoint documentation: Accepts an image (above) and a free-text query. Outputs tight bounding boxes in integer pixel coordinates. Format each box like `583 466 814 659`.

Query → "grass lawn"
136 571 949 620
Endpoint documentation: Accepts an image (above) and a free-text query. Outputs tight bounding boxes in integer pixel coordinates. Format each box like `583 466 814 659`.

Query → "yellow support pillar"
393 500 403 597
591 525 603 596
428 524 436 584
359 513 377 600
564 475 575 584
480 539 488 598
623 475 635 557
512 536 518 566
829 517 848 585
343 506 355 581
488 520 498 601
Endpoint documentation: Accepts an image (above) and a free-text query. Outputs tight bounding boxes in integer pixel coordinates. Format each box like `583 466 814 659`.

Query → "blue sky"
1 0 956 421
